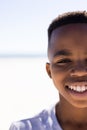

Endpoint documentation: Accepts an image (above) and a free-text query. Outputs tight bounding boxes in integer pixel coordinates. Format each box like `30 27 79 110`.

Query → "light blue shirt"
9 106 62 130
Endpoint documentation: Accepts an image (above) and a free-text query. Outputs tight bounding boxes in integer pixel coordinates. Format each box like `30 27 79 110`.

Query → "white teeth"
68 85 87 92
82 86 85 92
76 86 81 92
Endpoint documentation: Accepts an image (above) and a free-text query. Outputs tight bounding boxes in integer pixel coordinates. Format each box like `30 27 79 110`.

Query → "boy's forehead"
50 23 87 44
48 23 87 59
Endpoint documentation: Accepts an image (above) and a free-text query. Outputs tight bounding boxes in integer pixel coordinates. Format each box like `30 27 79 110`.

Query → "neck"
56 98 87 126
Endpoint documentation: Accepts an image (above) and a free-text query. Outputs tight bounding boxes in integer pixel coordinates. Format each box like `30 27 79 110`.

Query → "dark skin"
46 23 87 130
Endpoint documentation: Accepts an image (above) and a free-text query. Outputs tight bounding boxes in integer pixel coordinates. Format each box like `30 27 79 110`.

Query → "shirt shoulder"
9 106 62 130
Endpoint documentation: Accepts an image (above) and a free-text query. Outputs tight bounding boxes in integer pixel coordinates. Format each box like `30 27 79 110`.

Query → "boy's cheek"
52 64 73 75
51 66 68 74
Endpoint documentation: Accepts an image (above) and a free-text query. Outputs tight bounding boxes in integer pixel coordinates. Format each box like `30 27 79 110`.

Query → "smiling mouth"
66 85 87 93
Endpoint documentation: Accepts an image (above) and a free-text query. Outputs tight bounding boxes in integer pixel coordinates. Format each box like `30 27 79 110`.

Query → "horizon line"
0 53 47 58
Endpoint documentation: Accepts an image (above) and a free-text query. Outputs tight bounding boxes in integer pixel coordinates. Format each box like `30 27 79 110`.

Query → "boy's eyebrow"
54 49 72 57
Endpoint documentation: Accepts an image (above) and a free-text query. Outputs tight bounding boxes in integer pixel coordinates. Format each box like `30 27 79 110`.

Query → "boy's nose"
70 70 87 77
70 64 87 77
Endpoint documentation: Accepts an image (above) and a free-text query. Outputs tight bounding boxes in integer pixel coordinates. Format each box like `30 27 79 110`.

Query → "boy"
9 11 87 130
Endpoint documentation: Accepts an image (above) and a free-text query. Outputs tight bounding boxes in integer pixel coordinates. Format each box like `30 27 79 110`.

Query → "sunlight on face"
47 24 87 108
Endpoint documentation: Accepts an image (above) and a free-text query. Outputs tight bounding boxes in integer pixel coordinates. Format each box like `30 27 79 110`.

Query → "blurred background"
0 0 87 129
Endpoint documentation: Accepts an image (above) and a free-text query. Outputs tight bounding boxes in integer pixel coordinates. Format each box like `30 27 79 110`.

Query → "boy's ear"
46 62 52 78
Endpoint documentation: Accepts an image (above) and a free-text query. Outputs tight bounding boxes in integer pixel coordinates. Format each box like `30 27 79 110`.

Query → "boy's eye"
56 59 72 65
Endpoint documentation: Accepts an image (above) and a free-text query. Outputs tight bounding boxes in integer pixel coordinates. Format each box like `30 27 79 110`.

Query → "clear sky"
0 0 87 55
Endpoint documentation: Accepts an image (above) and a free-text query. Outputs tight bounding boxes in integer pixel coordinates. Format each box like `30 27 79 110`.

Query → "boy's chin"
70 102 87 109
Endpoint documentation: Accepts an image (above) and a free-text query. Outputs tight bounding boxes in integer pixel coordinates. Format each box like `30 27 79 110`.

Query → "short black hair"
48 11 87 42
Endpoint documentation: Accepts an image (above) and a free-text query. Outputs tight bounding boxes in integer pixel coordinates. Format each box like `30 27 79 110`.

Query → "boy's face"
46 23 87 108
